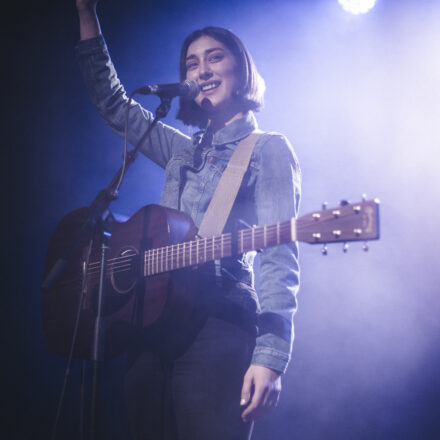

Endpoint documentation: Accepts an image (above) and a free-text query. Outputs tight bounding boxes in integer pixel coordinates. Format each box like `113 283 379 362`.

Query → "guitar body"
42 204 199 359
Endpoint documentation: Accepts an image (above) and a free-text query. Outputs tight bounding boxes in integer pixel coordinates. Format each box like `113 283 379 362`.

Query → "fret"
144 251 147 276
158 249 161 272
142 218 297 278
152 248 155 275
157 248 160 274
152 250 155 274
212 237 215 260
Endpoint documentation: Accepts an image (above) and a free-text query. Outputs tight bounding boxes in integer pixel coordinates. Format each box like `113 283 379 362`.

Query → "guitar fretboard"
143 219 296 276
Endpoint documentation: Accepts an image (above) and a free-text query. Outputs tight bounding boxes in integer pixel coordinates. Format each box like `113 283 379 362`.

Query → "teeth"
202 82 219 91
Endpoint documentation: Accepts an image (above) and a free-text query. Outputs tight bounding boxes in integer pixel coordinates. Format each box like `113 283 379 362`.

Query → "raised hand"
75 0 101 40
76 0 98 12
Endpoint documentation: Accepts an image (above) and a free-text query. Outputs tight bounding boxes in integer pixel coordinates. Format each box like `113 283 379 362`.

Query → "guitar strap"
196 130 291 343
197 131 262 238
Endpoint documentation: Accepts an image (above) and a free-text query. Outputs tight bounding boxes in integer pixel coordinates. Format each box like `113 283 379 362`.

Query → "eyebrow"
185 47 225 62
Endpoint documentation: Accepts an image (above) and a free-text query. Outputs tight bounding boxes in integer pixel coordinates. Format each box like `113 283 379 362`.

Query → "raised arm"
76 0 101 40
74 1 189 169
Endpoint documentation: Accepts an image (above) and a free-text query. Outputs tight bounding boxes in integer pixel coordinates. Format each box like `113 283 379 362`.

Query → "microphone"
136 79 200 100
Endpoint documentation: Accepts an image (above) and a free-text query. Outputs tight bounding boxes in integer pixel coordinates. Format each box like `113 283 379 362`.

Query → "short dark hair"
176 26 265 128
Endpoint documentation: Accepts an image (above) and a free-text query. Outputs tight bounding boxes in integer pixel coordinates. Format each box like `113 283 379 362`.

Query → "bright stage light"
338 0 377 15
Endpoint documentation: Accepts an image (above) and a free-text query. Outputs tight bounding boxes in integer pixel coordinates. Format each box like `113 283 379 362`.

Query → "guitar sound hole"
110 247 138 294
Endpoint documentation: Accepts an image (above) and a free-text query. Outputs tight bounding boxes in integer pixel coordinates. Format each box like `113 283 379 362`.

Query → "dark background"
5 0 440 438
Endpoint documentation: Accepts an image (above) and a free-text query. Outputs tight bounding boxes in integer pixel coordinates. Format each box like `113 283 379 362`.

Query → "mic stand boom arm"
41 94 170 293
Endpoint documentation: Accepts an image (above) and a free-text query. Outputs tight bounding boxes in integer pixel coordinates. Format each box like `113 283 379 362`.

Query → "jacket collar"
209 111 258 148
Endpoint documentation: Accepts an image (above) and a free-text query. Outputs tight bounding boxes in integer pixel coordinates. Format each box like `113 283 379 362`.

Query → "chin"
200 96 237 114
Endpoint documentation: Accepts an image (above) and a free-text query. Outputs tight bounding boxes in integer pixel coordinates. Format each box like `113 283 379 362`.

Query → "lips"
200 81 221 92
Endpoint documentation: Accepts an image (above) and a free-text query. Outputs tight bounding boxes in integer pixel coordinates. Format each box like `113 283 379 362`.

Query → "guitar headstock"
297 198 380 245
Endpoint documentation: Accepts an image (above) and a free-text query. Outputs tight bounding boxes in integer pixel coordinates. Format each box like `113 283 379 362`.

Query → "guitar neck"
143 219 296 276
143 198 380 277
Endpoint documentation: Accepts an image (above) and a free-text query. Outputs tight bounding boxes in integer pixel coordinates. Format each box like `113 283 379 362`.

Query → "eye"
186 61 198 71
209 53 223 63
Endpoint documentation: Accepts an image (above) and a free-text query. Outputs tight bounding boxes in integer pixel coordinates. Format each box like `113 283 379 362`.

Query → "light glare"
338 0 377 15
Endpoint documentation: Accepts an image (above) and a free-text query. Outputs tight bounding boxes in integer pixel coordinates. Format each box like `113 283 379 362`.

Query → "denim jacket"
76 35 301 373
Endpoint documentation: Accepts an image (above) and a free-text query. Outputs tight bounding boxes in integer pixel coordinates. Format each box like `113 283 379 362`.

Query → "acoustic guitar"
42 199 380 359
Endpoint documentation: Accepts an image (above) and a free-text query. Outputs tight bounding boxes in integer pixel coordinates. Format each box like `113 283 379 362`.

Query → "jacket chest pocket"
206 153 228 176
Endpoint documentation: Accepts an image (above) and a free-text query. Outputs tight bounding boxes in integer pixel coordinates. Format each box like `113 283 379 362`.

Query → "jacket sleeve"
251 133 301 373
75 35 188 169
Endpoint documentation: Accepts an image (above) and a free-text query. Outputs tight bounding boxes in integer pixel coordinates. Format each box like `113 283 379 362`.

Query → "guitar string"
85 226 288 276
84 223 292 277
51 223 295 287
79 212 343 278
80 215 324 274
87 253 137 268
82 223 292 277
53 212 358 288
140 224 291 275
85 222 289 270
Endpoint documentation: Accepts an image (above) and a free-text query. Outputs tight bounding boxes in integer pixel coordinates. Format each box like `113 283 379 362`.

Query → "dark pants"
124 317 255 440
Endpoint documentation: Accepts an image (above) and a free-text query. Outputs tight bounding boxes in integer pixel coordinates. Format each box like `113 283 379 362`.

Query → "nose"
199 60 213 81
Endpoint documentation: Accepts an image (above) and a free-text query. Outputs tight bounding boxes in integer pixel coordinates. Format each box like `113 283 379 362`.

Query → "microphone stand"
42 94 172 440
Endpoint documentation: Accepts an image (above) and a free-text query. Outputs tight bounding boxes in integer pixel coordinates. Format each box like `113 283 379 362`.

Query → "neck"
206 101 244 132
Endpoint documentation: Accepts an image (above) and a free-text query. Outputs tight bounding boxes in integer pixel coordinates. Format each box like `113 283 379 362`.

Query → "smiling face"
185 35 241 117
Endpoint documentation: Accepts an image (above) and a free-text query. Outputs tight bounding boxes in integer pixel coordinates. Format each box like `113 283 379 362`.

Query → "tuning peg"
363 241 369 252
321 244 328 256
342 242 349 253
